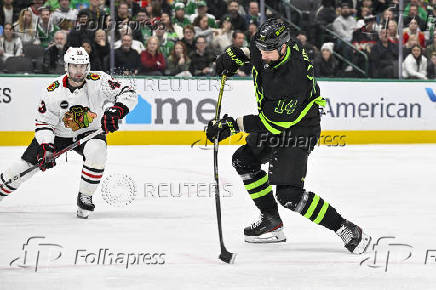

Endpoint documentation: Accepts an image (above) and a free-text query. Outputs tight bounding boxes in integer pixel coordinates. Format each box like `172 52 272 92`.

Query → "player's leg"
232 133 285 243
272 146 371 254
0 139 42 200
76 135 107 218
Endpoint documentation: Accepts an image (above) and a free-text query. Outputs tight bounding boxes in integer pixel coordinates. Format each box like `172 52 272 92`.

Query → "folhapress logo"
9 236 63 272
425 88 436 102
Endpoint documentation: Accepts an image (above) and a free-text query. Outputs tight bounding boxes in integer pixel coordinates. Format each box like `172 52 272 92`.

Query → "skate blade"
77 208 91 219
353 233 372 254
245 228 286 243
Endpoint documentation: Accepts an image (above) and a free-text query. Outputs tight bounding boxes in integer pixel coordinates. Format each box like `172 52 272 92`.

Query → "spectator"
153 25 175 59
296 30 319 60
0 22 23 61
426 34 436 60
403 0 427 23
402 44 427 79
231 30 250 77
193 14 214 44
206 0 227 21
426 5 436 41
165 41 191 76
333 3 357 43
427 52 436 79
66 9 93 48
189 35 215 76
140 36 166 75
244 0 260 26
181 24 195 55
403 3 426 31
245 19 257 42
125 0 140 19
213 14 233 54
172 3 191 30
160 12 181 42
356 0 373 20
313 43 338 77
227 0 247 31
42 30 65 73
51 0 78 31
403 18 426 48
189 1 216 28
387 20 399 44
116 1 130 23
83 0 106 29
82 39 102 70
14 9 39 45
132 8 152 43
369 29 398 78
37 7 60 48
93 29 109 71
114 25 144 54
28 0 43 26
352 14 378 68
114 34 140 75
0 0 19 27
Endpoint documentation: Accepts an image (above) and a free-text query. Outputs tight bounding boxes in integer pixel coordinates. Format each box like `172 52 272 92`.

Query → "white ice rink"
0 144 435 290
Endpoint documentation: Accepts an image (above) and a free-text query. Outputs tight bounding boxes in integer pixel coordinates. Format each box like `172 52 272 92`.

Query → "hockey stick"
213 73 237 264
1 129 104 188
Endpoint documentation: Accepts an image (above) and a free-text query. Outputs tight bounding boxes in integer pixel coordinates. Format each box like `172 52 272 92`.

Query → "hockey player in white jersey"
0 47 137 218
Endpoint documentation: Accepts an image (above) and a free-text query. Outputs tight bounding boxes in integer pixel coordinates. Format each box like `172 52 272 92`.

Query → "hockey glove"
206 114 240 142
101 102 129 133
215 47 249 77
37 143 56 171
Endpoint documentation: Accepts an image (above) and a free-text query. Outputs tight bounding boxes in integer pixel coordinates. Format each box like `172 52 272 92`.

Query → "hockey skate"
336 220 371 254
77 192 95 219
244 212 286 243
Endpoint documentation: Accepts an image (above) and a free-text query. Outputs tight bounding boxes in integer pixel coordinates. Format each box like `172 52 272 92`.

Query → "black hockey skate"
244 212 286 243
77 192 95 219
336 220 371 254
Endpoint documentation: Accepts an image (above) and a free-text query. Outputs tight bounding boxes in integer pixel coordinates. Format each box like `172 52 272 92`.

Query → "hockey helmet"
64 47 90 82
255 18 290 52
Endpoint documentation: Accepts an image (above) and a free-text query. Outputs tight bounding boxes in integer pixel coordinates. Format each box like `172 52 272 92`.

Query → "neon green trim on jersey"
273 46 291 69
245 174 268 191
304 194 320 219
314 202 330 224
259 112 281 134
250 185 272 200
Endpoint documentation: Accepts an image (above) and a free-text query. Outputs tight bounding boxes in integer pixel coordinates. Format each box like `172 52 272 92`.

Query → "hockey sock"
296 191 344 231
80 165 104 195
241 170 278 214
0 160 37 196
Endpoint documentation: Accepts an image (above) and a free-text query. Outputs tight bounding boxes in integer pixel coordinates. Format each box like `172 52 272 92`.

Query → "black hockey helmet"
254 18 291 51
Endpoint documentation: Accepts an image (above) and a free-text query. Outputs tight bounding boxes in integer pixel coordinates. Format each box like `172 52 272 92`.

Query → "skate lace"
80 194 93 204
337 225 354 244
249 214 264 229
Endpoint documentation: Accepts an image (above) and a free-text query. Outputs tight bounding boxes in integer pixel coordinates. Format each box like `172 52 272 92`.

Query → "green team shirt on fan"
172 17 191 28
44 0 89 10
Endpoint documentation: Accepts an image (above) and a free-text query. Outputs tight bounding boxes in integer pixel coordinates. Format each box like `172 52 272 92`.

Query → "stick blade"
219 251 237 264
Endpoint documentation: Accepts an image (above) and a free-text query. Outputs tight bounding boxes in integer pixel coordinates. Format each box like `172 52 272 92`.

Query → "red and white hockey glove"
101 103 129 133
36 143 56 171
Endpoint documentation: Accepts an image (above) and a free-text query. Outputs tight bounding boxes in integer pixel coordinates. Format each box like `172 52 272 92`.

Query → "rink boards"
1 75 436 145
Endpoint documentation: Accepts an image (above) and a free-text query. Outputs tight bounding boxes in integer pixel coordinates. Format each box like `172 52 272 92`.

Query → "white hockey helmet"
64 47 90 81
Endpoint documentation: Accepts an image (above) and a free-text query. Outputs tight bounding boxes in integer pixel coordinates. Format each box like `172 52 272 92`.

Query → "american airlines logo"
425 88 436 102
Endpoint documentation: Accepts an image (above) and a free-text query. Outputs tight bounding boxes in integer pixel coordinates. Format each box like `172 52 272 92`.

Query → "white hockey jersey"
35 71 138 144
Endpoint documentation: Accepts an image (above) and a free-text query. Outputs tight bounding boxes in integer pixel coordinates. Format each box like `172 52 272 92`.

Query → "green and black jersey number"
274 99 297 115
0 88 11 104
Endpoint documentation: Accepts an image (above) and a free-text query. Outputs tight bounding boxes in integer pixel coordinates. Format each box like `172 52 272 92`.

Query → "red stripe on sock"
82 170 103 179
0 186 11 194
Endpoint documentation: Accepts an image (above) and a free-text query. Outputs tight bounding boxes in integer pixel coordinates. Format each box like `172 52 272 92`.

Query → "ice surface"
0 144 435 290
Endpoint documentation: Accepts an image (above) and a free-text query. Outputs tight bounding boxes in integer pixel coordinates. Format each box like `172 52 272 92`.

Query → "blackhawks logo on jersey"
86 73 100 81
47 81 60 92
62 105 97 131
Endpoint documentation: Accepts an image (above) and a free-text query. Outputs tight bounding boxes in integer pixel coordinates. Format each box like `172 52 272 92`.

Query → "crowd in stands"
0 0 435 79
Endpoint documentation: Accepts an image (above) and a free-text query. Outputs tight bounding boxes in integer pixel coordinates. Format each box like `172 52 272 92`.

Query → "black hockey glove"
206 114 240 142
215 47 249 77
37 143 56 171
101 102 129 133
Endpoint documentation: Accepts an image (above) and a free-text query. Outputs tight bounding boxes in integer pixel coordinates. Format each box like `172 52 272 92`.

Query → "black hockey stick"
213 73 237 264
1 129 104 188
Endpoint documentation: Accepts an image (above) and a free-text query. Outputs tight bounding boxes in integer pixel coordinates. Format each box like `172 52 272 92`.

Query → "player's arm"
99 72 138 133
34 90 59 171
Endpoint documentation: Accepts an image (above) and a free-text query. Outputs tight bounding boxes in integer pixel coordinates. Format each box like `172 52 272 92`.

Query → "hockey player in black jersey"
206 18 371 254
